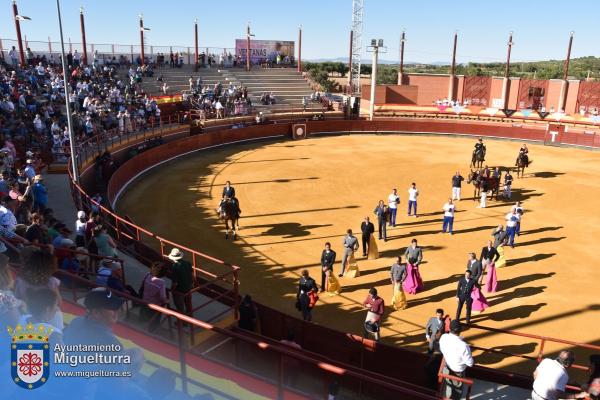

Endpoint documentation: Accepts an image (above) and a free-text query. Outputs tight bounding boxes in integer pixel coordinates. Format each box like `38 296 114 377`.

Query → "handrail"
3 236 438 399
437 359 474 400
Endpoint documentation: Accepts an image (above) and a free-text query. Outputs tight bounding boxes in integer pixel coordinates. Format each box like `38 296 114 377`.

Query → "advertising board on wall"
235 39 295 64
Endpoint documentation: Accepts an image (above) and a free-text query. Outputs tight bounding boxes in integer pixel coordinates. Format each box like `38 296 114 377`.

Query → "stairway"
142 66 323 112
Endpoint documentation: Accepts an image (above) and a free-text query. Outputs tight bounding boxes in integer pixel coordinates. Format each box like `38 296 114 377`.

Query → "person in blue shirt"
31 175 48 213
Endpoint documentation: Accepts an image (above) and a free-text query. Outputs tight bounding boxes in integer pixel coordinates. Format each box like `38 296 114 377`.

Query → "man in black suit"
425 308 446 354
360 216 375 257
320 242 336 292
456 270 476 324
480 240 500 283
466 252 482 283
222 180 235 199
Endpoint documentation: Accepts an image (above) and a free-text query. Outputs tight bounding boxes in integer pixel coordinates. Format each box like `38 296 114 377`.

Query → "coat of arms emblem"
7 323 51 390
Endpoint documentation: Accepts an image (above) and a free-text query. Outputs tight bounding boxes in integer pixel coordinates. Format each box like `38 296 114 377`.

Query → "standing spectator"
296 270 318 321
360 216 375 257
140 262 168 331
31 175 48 213
532 351 584 400
24 160 36 183
238 294 258 331
63 288 124 347
504 170 513 199
8 46 18 66
167 248 193 316
442 198 455 235
407 182 419 217
512 201 524 235
373 200 388 241
390 256 407 310
319 242 336 292
425 308 446 354
439 320 474 399
404 238 423 266
94 225 118 257
339 229 359 277
455 270 476 324
75 211 87 247
362 287 384 341
505 208 520 248
387 188 400 227
451 172 464 201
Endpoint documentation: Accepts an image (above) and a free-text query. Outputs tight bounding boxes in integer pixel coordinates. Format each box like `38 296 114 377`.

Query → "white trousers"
479 192 487 208
452 187 461 200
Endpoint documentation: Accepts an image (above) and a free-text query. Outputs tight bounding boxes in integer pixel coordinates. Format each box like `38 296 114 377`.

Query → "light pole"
448 31 458 101
246 22 255 71
367 39 387 121
12 0 31 66
398 29 406 85
559 31 574 112
139 14 150 66
194 18 199 71
502 31 514 110
297 25 302 73
80 7 88 65
55 0 78 183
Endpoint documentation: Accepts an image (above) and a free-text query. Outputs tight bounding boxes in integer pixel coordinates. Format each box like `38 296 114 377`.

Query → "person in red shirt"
363 287 385 341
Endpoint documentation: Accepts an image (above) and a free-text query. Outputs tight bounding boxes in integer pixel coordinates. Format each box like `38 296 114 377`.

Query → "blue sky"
1 0 598 64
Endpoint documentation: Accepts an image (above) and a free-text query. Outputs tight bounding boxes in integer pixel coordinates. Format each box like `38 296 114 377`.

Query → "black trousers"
456 297 473 323
377 218 386 240
361 234 370 256
321 268 331 290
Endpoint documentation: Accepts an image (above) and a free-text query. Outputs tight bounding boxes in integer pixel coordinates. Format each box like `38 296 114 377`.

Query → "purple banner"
235 39 295 64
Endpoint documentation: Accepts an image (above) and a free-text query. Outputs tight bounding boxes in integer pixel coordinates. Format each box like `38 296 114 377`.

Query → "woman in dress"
471 285 489 314
403 257 424 295
94 224 118 258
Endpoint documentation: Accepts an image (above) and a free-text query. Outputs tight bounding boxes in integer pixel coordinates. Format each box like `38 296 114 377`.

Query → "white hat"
77 210 86 219
167 248 183 261
61 238 75 247
26 159 33 164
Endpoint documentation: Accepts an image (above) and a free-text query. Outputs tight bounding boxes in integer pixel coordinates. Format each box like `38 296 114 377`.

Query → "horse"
515 153 531 178
467 170 500 201
220 198 240 240
471 147 486 169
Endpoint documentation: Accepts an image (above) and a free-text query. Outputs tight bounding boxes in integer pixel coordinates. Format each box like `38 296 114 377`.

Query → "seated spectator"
19 287 63 345
14 246 63 330
25 213 50 245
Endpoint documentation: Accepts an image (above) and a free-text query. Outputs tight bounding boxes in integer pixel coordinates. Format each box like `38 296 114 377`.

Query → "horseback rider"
516 143 529 167
474 138 486 157
218 181 236 213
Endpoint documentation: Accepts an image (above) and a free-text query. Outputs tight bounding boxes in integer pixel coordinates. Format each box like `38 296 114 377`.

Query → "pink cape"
471 285 489 312
403 263 424 295
485 263 498 293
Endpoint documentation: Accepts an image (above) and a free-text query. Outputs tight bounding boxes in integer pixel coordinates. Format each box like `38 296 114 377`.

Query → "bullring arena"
115 121 600 375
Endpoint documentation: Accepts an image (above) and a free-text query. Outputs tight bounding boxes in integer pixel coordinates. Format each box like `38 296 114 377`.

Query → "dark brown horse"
515 153 531 178
467 170 500 201
220 198 240 240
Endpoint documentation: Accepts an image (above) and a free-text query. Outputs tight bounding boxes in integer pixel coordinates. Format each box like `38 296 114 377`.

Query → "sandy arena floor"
117 134 600 372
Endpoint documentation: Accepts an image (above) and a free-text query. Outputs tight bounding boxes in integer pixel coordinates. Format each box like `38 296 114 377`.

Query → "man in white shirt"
511 201 524 235
505 208 520 248
532 351 583 400
442 198 455 235
407 183 419 217
8 46 18 66
387 189 400 227
439 320 474 400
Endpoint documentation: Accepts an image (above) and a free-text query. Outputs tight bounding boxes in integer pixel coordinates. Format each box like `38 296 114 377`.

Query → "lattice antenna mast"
350 0 365 95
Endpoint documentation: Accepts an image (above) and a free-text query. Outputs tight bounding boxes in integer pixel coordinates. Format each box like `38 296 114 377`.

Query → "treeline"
303 56 600 89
